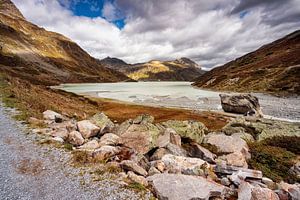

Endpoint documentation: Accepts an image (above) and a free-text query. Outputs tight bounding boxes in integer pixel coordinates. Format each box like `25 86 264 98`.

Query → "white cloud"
11 0 300 69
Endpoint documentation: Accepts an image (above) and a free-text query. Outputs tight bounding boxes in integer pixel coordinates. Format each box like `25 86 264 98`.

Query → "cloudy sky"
12 0 300 70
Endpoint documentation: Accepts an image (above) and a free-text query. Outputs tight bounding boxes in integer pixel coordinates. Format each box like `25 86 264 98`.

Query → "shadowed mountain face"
99 57 205 81
0 0 131 85
193 30 300 95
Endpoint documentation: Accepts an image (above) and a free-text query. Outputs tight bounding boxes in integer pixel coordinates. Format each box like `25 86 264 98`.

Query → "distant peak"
0 0 25 20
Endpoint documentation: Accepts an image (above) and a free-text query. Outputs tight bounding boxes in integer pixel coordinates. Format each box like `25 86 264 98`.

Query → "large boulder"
120 123 160 155
49 128 69 140
43 110 63 123
68 131 84 146
161 120 207 144
147 174 230 200
161 154 209 176
184 142 216 163
238 181 279 200
99 133 121 146
77 120 100 139
277 182 300 200
223 117 300 141
204 133 250 159
156 128 181 148
89 113 115 135
219 94 263 117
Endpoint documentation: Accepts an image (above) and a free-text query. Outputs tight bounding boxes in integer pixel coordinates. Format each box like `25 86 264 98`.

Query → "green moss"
126 182 147 192
248 142 298 183
63 143 73 151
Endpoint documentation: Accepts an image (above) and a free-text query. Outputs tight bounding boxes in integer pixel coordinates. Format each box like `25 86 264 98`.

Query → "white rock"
68 131 84 146
121 160 148 177
92 145 120 161
43 110 63 122
79 140 100 150
147 174 230 200
238 181 279 200
99 133 121 146
77 120 100 139
162 154 209 176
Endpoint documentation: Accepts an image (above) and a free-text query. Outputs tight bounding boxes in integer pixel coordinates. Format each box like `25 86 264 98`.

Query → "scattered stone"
121 160 148 176
92 145 121 161
162 154 209 176
113 119 132 136
184 142 216 163
277 182 300 200
219 94 263 117
156 128 181 148
43 110 63 122
290 161 300 178
165 143 187 157
68 131 84 146
147 174 230 200
127 171 148 187
79 140 100 150
161 120 207 144
148 166 161 176
231 132 255 142
221 177 231 186
150 148 169 161
99 133 121 146
90 113 114 135
50 128 69 140
120 123 160 154
151 160 165 172
214 164 263 179
204 133 250 158
77 120 100 139
218 152 248 168
238 181 279 200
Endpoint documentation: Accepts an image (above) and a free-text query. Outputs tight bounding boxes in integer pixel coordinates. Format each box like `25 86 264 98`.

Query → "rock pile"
31 110 299 200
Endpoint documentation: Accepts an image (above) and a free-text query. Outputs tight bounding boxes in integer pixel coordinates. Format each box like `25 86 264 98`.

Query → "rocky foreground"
29 106 300 200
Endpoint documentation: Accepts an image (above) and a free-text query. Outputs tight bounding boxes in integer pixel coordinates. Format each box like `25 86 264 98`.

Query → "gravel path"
0 104 150 200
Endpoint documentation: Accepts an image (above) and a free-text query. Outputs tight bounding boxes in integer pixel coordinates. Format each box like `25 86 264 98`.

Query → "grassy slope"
193 30 300 95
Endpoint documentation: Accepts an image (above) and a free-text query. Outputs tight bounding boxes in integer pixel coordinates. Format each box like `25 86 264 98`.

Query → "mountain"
0 0 131 85
99 57 205 81
193 30 300 95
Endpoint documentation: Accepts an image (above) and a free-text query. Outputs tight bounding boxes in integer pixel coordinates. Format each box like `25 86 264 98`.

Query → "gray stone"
147 174 229 200
43 110 63 122
148 166 161 176
77 120 100 139
218 152 248 168
121 160 148 177
161 120 207 144
156 128 181 148
277 182 300 200
99 133 121 146
120 123 160 155
50 128 69 140
90 113 114 135
68 131 84 146
79 140 100 150
132 114 154 124
161 154 209 176
184 142 216 163
238 181 279 200
214 164 262 179
92 145 121 161
219 94 263 117
127 171 148 187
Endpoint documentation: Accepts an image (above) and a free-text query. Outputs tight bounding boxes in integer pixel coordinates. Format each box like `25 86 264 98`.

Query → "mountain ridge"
99 57 205 81
0 0 131 85
193 30 300 95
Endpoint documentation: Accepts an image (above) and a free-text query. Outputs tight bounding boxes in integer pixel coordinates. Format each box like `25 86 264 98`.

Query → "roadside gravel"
0 104 150 200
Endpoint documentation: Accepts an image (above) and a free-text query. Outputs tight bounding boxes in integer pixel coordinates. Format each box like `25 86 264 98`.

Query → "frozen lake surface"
54 82 300 122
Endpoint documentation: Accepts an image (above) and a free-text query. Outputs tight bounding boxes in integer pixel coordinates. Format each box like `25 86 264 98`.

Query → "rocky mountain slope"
0 0 131 85
99 57 205 81
193 30 300 95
